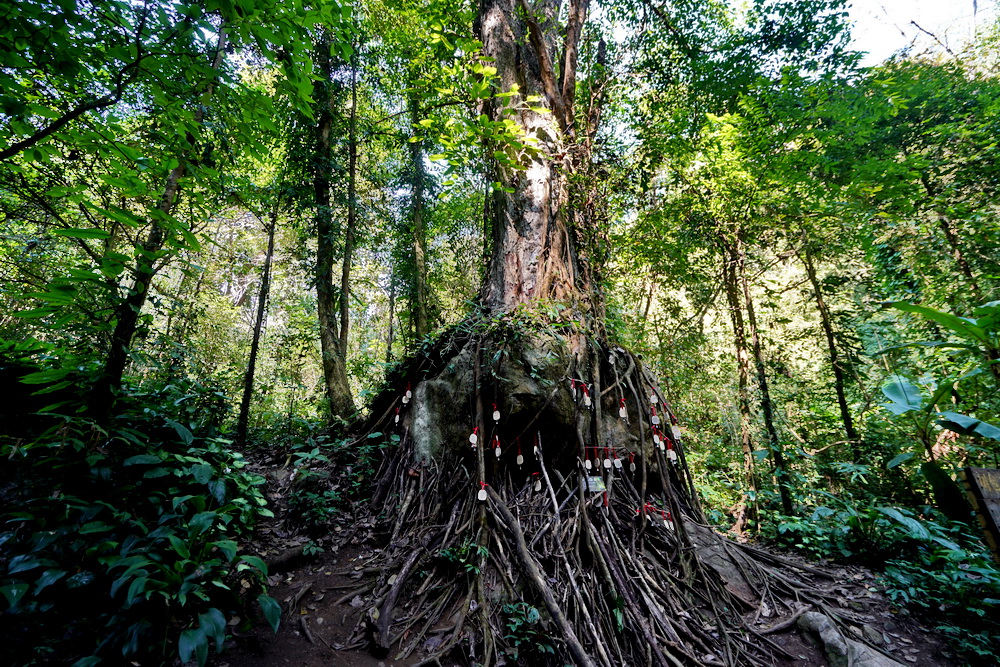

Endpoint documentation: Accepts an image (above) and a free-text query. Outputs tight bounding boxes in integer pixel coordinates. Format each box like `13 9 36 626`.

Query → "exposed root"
334 325 842 665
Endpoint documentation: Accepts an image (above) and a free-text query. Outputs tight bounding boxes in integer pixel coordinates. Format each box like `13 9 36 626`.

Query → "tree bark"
90 26 228 419
408 95 430 339
721 241 757 528
475 0 592 313
236 203 278 445
313 31 356 419
736 235 793 515
800 244 860 456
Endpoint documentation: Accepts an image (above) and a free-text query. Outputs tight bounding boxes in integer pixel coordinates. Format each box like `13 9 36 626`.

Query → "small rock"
863 625 884 645
904 657 917 663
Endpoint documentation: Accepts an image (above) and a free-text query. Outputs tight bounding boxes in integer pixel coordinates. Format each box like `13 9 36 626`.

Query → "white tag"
533 479 542 492
668 449 678 463
477 488 487 501
405 389 412 399
533 446 539 457
402 395 409 405
583 393 591 407
653 433 660 445
603 458 611 469
394 414 400 424
494 446 501 458
651 415 660 425
630 462 636 472
664 519 674 530
671 425 681 439
492 410 500 422
659 442 665 452
619 407 627 419
586 459 592 470
614 458 622 469
469 433 478 445
516 454 524 466
649 395 657 405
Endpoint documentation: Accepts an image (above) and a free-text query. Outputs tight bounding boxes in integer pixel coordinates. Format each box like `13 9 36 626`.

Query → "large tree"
347 1 830 665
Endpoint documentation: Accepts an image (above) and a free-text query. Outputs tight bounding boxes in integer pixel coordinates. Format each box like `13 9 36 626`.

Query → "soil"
212 456 962 667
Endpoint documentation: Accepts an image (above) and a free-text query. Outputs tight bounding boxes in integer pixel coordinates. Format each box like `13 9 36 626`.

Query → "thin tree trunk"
721 242 757 529
736 235 793 516
919 173 982 302
800 244 860 456
408 95 430 340
90 26 228 419
237 204 278 445
314 31 356 419
385 276 396 365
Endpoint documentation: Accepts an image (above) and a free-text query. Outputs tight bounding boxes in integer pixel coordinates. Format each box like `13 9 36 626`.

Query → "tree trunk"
736 235 793 516
90 26 228 419
800 244 860 456
313 31 356 420
476 0 590 313
408 95 431 340
236 204 278 445
721 241 758 529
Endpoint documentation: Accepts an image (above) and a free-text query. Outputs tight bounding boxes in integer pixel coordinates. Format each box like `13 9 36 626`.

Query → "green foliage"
502 602 555 660
438 540 488 575
765 498 1000 663
0 379 274 666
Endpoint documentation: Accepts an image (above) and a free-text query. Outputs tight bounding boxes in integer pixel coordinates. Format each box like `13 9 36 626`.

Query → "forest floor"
212 456 962 667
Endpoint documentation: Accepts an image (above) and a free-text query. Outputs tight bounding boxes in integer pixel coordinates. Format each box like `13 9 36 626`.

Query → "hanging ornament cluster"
570 379 592 408
639 503 674 530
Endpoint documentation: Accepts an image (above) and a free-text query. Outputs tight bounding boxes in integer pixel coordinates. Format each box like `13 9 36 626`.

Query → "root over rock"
342 323 853 666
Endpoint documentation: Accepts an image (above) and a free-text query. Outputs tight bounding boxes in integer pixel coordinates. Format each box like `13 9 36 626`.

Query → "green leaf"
52 227 111 240
881 375 924 415
179 627 208 666
124 454 162 466
239 554 268 576
886 451 915 469
877 507 929 540
1 583 29 608
166 418 195 446
889 301 989 344
258 594 281 632
20 368 71 384
199 608 227 651
168 534 191 559
937 411 1000 442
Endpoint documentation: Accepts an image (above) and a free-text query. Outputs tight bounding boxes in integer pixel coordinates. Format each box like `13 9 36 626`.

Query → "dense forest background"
2 0 1000 665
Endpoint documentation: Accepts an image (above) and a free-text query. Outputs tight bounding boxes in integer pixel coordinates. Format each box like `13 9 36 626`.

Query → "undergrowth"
763 496 1000 663
0 370 280 666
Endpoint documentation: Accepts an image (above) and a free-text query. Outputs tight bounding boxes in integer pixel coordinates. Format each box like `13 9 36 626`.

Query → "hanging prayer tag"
649 394 657 405
469 427 479 445
651 414 660 425
630 461 636 472
652 433 660 445
394 408 400 424
493 436 501 458
495 447 501 458
516 454 524 466
659 442 666 452
619 406 627 419
583 393 592 408
668 448 678 463
603 457 612 470
533 477 542 492
492 404 500 422
402 394 409 405
405 390 412 399
478 488 487 501
586 458 592 470
671 425 682 439
614 456 622 469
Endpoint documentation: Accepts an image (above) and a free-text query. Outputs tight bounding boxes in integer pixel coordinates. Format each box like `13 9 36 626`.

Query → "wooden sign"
960 467 1000 564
